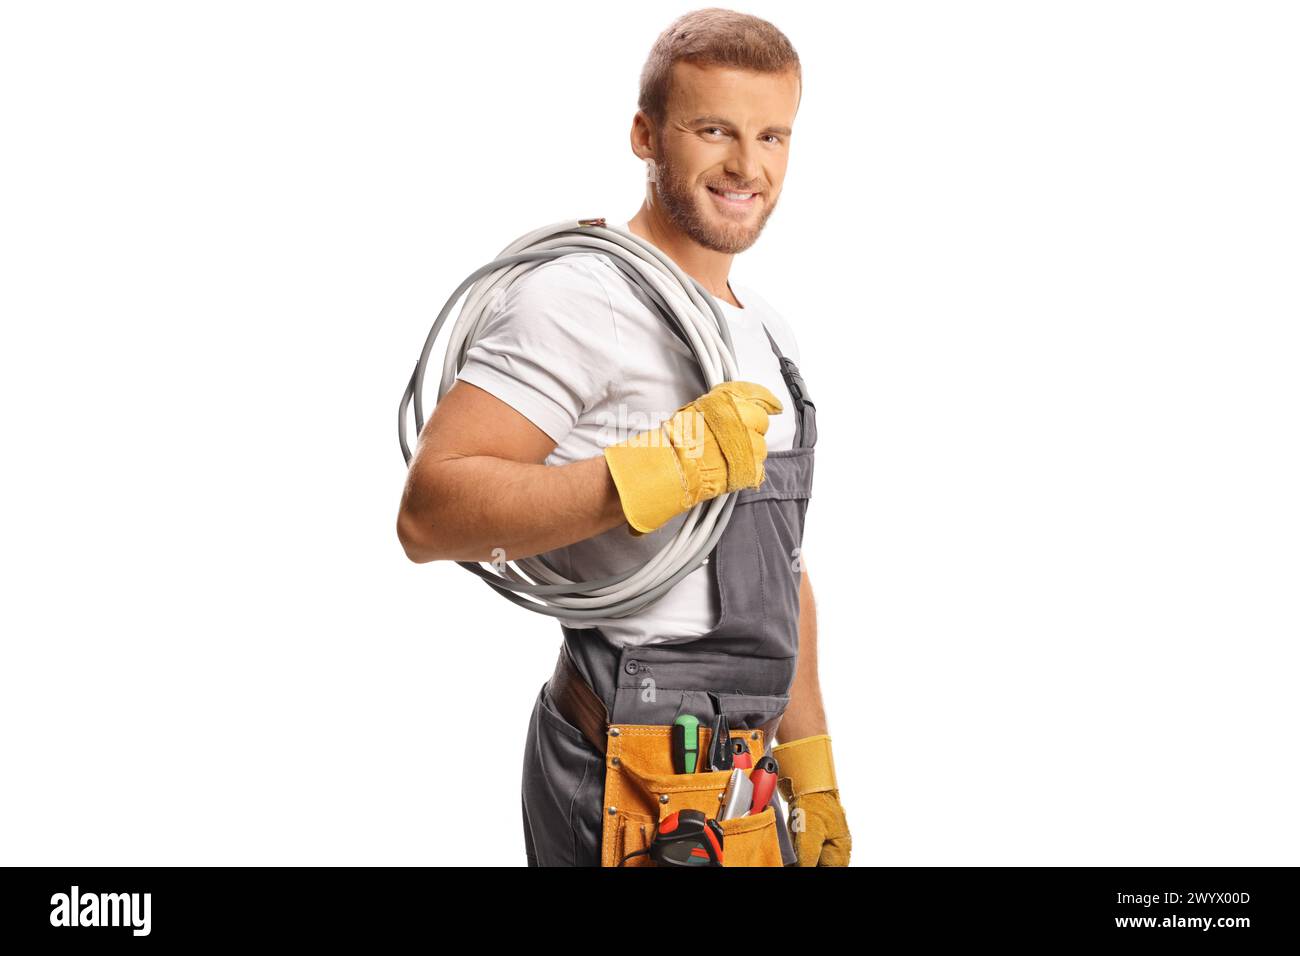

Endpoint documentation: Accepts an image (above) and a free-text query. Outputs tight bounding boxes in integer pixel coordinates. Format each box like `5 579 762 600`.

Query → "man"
396 8 851 866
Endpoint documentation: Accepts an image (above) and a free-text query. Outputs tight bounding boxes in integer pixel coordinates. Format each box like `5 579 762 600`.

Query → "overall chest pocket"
704 447 814 661
602 724 784 868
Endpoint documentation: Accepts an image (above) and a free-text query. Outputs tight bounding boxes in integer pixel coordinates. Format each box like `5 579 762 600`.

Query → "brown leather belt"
547 643 783 755
547 643 613 754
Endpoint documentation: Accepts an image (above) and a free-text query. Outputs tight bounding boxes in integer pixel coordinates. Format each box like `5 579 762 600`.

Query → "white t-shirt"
455 225 801 646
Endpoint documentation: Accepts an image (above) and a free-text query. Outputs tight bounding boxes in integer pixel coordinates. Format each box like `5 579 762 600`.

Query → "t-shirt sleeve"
454 254 622 444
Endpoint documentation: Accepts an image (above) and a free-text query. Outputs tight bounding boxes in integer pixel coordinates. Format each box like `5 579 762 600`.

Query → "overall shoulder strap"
761 321 816 449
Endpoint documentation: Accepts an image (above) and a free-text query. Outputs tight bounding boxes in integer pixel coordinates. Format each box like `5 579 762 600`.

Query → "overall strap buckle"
777 355 813 410
760 323 815 415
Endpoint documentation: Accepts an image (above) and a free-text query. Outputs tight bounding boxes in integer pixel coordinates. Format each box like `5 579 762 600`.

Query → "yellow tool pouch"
601 723 784 867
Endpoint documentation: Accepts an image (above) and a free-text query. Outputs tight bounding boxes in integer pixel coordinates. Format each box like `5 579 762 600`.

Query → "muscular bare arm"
396 379 628 563
778 557 829 741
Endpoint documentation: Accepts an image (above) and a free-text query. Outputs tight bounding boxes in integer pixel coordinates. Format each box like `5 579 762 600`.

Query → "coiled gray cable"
398 218 744 618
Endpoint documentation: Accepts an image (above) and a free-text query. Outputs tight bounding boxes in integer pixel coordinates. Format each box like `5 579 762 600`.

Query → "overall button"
624 660 640 675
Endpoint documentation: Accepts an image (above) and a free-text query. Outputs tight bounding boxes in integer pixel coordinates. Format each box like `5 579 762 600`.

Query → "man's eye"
704 127 726 136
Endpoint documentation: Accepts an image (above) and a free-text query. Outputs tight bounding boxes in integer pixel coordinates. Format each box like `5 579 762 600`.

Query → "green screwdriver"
671 715 701 774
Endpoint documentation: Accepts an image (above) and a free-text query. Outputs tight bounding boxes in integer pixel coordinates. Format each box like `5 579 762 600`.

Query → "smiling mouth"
707 185 760 207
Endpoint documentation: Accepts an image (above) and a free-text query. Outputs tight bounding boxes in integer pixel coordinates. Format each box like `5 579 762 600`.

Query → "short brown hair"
638 8 801 130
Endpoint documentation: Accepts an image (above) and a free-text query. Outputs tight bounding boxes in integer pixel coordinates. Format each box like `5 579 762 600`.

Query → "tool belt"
548 644 786 867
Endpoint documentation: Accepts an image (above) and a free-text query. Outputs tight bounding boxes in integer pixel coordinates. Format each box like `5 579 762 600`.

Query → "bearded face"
648 129 781 255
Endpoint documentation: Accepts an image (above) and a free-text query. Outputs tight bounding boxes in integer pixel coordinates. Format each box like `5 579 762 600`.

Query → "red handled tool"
748 755 779 815
731 737 753 769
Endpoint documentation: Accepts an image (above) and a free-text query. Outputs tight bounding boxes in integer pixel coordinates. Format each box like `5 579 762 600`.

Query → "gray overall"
521 321 817 866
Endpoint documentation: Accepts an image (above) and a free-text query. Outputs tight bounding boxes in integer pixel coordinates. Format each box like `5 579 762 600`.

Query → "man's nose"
723 138 763 188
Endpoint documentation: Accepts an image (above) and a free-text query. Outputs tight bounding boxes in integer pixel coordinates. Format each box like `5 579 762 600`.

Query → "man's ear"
629 111 654 166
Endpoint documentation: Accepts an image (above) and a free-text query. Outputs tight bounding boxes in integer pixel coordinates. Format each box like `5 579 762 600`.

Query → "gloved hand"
772 734 852 867
603 381 783 535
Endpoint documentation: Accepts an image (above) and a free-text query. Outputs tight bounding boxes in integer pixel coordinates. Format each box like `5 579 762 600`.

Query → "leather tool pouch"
602 724 784 867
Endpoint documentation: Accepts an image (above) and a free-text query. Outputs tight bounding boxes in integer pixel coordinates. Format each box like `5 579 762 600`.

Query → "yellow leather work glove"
772 734 852 867
603 381 783 535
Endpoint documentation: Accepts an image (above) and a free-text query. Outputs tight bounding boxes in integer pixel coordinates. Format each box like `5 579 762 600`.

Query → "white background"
2 1 1296 866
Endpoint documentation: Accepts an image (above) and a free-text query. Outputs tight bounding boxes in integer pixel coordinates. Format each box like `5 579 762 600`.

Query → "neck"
625 202 739 307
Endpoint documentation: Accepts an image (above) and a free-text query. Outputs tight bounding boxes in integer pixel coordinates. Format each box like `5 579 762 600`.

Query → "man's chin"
657 189 769 253
693 216 763 254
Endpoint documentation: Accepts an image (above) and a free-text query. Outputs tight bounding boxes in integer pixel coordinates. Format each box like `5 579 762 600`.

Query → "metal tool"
707 713 733 771
719 767 754 820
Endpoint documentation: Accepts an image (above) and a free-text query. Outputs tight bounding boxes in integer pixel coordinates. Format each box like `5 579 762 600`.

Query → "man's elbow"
396 508 444 564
